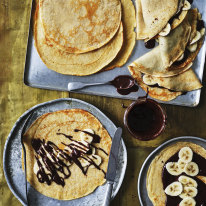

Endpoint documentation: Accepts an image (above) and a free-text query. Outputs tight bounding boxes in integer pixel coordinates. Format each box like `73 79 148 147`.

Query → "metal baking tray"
24 0 206 107
137 136 206 206
3 98 127 206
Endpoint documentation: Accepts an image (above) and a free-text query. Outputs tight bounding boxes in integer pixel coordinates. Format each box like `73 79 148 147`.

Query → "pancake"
128 68 182 101
39 0 121 53
147 142 206 206
136 0 179 40
22 109 112 200
104 0 136 71
34 3 124 76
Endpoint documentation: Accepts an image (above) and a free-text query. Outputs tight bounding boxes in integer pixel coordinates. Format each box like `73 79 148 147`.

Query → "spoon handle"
68 81 110 91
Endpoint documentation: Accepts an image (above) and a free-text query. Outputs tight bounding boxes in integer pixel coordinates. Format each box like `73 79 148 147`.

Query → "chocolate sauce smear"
110 75 139 95
162 151 206 206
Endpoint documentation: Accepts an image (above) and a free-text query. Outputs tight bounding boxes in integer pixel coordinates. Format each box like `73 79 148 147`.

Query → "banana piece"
198 12 202 20
166 162 183 176
80 129 94 143
159 23 171 36
78 157 90 167
178 176 198 188
178 147 193 163
179 197 196 206
200 28 205 37
178 159 186 171
179 187 198 199
184 162 199 176
165 182 183 196
90 155 102 168
176 53 184 62
182 0 191 11
187 43 198 53
190 31 201 45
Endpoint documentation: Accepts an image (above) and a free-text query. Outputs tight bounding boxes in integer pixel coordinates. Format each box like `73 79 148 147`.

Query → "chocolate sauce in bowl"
162 151 206 206
110 75 139 95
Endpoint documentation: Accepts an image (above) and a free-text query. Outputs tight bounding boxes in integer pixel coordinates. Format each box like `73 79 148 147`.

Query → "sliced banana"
165 182 183 196
80 129 94 143
143 75 156 85
179 187 198 199
178 147 193 163
187 43 198 53
176 53 184 62
190 31 201 45
200 28 205 37
178 159 187 171
184 162 199 176
90 155 102 168
182 0 191 11
178 175 198 188
159 23 171 36
179 197 196 206
78 157 90 167
166 162 183 176
198 12 202 20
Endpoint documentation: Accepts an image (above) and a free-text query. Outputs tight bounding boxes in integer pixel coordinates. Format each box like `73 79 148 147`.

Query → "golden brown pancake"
147 142 206 206
34 2 123 76
39 0 122 53
22 109 112 200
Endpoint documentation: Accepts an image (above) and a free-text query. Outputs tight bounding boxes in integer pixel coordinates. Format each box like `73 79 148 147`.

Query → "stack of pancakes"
128 0 205 101
34 0 136 76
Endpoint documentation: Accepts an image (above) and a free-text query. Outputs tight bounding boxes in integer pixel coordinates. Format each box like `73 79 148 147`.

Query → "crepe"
104 0 136 71
128 67 182 101
129 10 204 78
142 69 202 92
136 0 179 40
39 0 121 53
34 3 123 76
22 109 112 200
147 142 206 206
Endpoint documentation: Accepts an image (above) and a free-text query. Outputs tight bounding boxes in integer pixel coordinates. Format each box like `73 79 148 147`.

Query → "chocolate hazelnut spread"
144 39 156 49
162 151 206 206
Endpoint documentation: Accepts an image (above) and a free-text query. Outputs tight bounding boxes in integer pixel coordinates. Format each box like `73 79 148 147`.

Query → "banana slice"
179 187 198 199
198 12 202 20
176 53 184 62
78 157 90 167
165 182 183 196
178 176 198 188
80 129 94 143
200 28 205 37
190 31 201 45
90 155 102 168
178 159 186 171
178 147 193 163
182 0 191 11
166 162 183 176
159 23 171 36
184 162 199 176
179 197 196 206
187 43 198 53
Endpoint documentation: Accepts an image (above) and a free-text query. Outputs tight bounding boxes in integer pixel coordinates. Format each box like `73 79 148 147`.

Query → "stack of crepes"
128 0 205 101
34 0 136 76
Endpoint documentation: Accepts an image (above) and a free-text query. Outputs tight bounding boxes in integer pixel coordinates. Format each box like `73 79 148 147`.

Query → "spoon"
68 75 136 91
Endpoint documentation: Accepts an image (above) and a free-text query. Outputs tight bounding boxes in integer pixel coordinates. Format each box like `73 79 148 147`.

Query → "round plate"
137 136 206 206
3 98 127 206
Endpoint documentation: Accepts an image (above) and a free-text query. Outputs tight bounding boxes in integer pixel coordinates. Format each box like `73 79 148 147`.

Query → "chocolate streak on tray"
162 151 206 206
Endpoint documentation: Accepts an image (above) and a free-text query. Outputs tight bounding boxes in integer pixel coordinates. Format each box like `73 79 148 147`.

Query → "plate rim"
3 97 127 205
137 136 206 206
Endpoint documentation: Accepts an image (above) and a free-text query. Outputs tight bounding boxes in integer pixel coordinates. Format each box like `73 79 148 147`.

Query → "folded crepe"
128 66 202 101
129 9 204 77
136 0 189 40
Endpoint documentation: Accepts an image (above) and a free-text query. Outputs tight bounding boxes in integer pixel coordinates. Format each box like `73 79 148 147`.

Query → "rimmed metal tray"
3 98 127 206
24 0 206 107
137 136 206 206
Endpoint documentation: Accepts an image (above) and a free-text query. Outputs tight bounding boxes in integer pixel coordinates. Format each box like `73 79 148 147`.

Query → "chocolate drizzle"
162 151 206 206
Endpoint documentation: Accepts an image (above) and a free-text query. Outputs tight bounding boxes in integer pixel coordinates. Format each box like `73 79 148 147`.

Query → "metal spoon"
68 75 136 91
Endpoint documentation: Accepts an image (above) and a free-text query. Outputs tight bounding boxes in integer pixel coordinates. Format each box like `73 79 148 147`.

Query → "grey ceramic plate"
3 98 127 206
24 0 206 107
137 136 206 206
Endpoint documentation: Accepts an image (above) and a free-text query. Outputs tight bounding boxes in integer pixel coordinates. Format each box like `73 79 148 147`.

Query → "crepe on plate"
129 9 204 78
34 2 123 76
147 142 206 206
39 0 122 53
22 109 112 200
136 0 190 40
